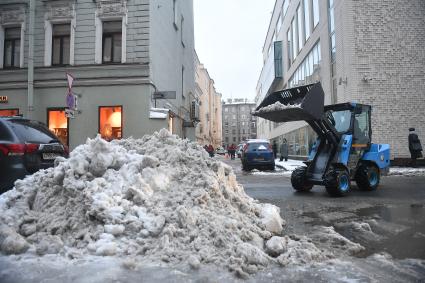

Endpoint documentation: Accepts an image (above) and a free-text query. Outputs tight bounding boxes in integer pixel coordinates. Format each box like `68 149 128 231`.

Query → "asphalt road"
220 156 425 260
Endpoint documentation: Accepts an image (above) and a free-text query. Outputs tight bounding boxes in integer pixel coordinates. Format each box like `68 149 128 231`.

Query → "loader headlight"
380 154 384 161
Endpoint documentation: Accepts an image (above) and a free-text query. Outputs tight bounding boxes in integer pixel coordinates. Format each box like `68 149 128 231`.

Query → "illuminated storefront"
99 106 122 141
47 108 69 146
0 109 19 116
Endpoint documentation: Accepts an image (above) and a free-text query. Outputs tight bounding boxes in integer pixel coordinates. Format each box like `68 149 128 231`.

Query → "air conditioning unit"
190 100 200 121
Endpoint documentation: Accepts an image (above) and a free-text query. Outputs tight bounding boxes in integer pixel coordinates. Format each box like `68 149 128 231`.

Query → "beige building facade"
195 53 222 148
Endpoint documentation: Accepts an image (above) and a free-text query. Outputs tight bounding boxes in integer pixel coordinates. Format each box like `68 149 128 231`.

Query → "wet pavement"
220 156 425 261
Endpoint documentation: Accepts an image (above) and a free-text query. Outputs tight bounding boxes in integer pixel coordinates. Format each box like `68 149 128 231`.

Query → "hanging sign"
0 96 8 103
65 72 77 112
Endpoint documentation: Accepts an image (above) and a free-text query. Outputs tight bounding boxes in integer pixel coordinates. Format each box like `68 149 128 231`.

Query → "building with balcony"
255 0 425 160
0 0 196 149
194 52 222 148
222 99 256 147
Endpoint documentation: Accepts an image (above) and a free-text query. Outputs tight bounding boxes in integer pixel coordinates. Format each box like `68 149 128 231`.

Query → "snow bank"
253 101 301 114
0 129 361 277
388 167 425 177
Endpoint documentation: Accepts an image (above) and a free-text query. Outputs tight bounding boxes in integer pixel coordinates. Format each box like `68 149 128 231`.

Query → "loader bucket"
253 82 324 122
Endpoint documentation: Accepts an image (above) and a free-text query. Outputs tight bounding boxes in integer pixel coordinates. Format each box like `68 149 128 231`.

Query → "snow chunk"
260 204 285 234
254 101 301 114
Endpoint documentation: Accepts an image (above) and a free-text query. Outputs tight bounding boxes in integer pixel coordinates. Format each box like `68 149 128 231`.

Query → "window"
304 0 311 41
181 16 185 47
181 66 185 98
233 137 236 142
232 115 236 119
4 27 21 68
0 109 19 117
287 28 292 67
297 5 304 52
225 108 228 112
99 106 122 141
312 0 320 27
52 24 70 66
173 0 178 29
283 0 289 16
276 14 282 37
232 129 236 135
102 21 122 63
225 137 229 143
47 108 69 146
291 18 297 60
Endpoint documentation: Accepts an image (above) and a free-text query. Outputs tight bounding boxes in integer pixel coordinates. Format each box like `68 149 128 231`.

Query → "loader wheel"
355 164 380 191
291 167 313 192
325 169 351 197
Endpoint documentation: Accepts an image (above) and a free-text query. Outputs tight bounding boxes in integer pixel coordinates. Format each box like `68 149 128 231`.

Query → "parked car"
0 117 69 194
241 139 275 171
216 146 226 155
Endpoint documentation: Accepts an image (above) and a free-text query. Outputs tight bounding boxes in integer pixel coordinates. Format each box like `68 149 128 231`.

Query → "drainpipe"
27 0 35 119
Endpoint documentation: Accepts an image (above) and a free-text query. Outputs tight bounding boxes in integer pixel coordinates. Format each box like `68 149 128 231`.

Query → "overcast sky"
194 0 276 101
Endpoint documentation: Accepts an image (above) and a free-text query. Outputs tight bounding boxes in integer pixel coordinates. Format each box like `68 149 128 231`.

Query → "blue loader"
253 82 390 197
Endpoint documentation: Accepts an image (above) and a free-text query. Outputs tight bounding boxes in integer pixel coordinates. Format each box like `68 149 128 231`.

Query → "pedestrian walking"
408 128 423 167
280 138 289 162
207 144 215 158
272 141 278 159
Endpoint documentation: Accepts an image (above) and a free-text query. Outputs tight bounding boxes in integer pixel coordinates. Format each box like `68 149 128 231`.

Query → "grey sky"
194 0 276 101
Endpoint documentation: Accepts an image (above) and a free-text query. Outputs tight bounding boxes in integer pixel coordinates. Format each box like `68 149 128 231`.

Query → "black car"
0 117 69 193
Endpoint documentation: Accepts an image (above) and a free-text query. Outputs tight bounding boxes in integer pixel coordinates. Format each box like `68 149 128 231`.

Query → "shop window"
47 109 69 146
4 27 21 68
52 24 70 66
0 109 19 116
102 21 122 63
99 106 122 141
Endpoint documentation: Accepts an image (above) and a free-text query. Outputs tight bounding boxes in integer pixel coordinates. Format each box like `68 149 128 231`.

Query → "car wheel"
325 169 351 197
355 164 380 191
291 167 313 192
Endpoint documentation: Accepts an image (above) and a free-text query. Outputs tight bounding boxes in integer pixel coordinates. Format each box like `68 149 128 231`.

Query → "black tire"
268 164 275 171
355 164 380 191
325 169 351 197
242 163 251 171
291 167 313 192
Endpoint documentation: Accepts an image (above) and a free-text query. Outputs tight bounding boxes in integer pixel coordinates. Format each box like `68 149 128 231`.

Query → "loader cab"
324 103 372 148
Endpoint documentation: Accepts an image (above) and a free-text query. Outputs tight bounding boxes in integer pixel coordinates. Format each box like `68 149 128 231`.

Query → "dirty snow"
250 159 306 177
0 129 358 278
253 101 301 114
388 167 425 176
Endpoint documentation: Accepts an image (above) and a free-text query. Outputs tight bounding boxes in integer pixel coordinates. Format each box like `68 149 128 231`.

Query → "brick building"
256 0 425 160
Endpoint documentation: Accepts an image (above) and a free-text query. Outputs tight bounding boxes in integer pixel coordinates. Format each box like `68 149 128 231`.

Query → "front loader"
253 82 390 197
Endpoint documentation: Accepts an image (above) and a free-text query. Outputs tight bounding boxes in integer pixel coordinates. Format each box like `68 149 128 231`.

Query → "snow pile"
388 167 425 176
253 101 301 114
0 129 338 277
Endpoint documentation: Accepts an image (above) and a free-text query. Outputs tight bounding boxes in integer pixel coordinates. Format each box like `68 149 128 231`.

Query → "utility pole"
27 0 35 119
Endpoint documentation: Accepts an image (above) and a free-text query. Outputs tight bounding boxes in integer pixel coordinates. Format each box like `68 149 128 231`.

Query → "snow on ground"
388 167 425 176
0 131 423 280
0 129 364 279
251 159 305 177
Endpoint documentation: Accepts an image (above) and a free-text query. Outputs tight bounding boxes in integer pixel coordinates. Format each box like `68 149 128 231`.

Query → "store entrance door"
47 108 69 146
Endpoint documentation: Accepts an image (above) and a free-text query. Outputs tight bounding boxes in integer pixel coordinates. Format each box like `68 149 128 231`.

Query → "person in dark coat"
280 138 289 162
206 144 214 157
272 141 278 159
408 128 423 167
